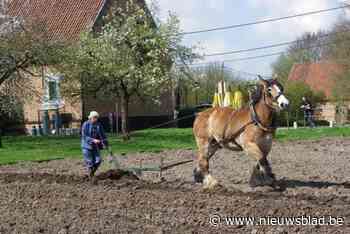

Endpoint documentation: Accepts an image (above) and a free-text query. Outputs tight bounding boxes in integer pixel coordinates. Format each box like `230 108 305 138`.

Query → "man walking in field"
301 97 315 128
81 111 108 178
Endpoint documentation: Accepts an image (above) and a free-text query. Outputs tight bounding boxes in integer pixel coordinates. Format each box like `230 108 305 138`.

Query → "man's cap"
88 111 99 119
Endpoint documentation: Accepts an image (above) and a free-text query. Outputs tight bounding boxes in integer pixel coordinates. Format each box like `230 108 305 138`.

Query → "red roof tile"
6 0 106 41
287 62 345 99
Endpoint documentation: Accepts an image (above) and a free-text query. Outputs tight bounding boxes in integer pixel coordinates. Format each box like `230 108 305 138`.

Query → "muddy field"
0 138 350 233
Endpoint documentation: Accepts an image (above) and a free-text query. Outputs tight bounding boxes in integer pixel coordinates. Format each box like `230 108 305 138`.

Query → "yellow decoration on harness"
232 90 243 110
212 93 220 107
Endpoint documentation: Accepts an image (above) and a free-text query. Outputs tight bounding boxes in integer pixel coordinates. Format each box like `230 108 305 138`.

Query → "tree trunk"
120 94 130 141
171 74 179 127
0 129 2 148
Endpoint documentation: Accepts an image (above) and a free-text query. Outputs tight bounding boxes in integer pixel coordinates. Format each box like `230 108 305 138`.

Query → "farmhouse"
4 0 173 134
288 62 349 123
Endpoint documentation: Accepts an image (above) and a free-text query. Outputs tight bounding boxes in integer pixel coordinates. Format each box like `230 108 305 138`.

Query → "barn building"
288 62 349 124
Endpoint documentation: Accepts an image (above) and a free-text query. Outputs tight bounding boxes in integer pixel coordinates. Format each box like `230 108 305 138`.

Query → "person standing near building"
301 97 316 128
81 111 108 178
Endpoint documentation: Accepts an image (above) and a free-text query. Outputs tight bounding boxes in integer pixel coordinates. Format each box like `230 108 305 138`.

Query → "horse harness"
248 81 279 133
249 100 277 133
219 87 277 150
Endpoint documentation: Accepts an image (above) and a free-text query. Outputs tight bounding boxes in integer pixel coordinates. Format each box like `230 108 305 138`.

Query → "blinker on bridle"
268 80 283 101
263 79 283 108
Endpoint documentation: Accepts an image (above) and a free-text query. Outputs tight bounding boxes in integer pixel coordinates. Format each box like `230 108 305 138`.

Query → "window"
48 81 58 100
41 75 64 110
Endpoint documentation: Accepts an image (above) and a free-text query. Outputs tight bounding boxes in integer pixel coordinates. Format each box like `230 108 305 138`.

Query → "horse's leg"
244 142 275 187
193 138 219 189
223 141 243 151
208 139 220 159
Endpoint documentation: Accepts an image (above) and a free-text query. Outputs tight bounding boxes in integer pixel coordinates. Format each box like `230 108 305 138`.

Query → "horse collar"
249 101 276 133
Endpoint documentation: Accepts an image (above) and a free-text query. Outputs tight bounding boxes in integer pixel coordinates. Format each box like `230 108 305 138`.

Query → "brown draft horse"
193 76 289 189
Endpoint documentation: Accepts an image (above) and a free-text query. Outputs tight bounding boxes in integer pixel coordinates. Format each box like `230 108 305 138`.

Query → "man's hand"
93 139 101 144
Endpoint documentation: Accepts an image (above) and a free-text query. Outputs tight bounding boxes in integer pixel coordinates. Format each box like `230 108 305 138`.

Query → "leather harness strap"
219 84 277 149
249 101 276 133
249 84 277 133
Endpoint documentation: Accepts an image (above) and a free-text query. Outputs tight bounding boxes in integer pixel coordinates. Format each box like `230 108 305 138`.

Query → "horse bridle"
263 80 283 110
249 80 281 132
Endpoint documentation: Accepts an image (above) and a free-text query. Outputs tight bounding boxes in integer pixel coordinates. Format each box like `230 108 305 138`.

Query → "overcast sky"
146 0 347 78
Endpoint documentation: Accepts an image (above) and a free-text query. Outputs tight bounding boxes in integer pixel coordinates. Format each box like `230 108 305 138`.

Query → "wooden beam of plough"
129 159 193 171
108 148 194 177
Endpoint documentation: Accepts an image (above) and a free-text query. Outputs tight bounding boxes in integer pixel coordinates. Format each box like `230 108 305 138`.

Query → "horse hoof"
264 175 275 187
193 168 204 183
249 170 275 188
203 174 218 190
249 176 262 188
249 166 263 187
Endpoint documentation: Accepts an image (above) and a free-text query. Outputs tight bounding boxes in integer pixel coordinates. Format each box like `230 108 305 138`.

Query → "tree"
272 17 350 120
332 72 350 102
0 2 64 147
271 54 295 85
272 32 329 125
326 19 350 101
327 18 350 64
287 31 331 63
272 31 331 84
61 1 196 139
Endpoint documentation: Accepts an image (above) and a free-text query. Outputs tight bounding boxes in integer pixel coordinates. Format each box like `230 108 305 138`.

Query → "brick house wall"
315 102 336 122
22 67 82 133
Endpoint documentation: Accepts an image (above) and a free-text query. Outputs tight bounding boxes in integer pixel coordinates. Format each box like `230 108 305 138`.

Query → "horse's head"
257 76 289 111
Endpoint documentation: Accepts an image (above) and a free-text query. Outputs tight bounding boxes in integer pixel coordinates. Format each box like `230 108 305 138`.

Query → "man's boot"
88 167 95 179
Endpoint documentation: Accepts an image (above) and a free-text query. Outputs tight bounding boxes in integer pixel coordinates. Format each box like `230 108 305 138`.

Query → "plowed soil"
0 138 350 233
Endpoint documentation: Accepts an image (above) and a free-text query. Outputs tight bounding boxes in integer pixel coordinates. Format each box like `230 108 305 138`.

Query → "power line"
187 64 272 81
224 66 272 78
182 39 346 66
204 41 296 57
186 52 284 66
203 29 350 57
178 6 347 36
190 64 255 76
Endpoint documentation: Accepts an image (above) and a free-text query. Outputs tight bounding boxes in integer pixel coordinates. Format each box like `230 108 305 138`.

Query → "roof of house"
287 62 345 99
6 0 106 41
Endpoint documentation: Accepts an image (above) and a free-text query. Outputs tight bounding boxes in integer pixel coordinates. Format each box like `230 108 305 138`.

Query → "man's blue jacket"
81 121 108 150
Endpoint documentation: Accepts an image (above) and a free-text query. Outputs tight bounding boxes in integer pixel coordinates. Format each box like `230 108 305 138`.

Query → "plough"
106 147 194 178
